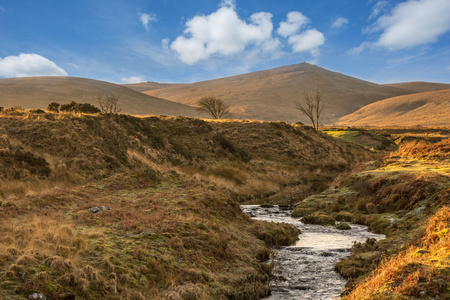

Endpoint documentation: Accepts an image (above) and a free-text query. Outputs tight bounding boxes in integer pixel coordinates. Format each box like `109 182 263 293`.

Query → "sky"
1 0 450 84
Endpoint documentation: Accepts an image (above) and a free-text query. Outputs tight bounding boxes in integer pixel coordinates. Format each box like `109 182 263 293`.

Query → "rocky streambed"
241 205 385 300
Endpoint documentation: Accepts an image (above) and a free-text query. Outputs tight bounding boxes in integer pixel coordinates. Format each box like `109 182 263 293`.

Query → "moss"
335 222 351 230
334 211 354 222
291 207 314 218
302 214 336 226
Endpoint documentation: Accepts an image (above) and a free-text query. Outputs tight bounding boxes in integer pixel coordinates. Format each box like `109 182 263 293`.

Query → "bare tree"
295 89 324 130
98 96 122 113
196 96 230 119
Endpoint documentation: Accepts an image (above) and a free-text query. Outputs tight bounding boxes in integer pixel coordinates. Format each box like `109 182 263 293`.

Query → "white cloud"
170 4 277 64
121 76 144 83
288 29 325 56
347 42 370 55
161 38 170 50
374 0 450 50
277 11 309 37
331 17 349 28
139 12 156 31
0 53 67 77
369 1 389 20
220 0 235 9
276 11 325 57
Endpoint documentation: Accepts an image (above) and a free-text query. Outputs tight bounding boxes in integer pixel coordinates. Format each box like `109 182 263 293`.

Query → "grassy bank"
290 133 449 298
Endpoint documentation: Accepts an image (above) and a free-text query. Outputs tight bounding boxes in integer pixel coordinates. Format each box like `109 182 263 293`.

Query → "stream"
240 205 385 300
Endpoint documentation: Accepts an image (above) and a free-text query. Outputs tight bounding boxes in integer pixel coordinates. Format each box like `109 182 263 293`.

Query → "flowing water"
240 205 385 300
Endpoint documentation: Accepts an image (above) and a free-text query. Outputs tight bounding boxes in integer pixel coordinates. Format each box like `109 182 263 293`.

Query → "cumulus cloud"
277 11 325 56
0 53 67 77
139 12 156 31
288 29 325 56
121 76 144 83
277 11 309 37
331 17 349 28
374 0 450 50
170 2 276 64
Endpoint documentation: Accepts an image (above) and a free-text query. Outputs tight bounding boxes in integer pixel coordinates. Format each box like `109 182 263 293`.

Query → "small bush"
60 101 100 113
47 102 60 112
29 109 46 114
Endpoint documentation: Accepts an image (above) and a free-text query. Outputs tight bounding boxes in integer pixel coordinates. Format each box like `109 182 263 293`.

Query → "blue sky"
1 0 449 84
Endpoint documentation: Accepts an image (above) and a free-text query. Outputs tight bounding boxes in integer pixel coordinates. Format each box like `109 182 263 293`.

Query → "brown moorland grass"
143 63 413 124
289 132 449 295
0 76 199 117
338 89 450 127
0 109 373 299
343 206 449 300
384 81 450 93
0 166 301 299
0 110 370 200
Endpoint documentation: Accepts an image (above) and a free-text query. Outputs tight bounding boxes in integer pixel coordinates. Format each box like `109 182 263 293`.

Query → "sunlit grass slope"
344 206 449 300
338 89 450 127
287 131 449 297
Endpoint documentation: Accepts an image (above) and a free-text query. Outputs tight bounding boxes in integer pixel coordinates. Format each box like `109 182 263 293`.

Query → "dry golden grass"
385 81 450 93
344 206 450 300
0 173 301 299
1 112 324 299
143 63 412 123
0 76 199 117
338 89 450 127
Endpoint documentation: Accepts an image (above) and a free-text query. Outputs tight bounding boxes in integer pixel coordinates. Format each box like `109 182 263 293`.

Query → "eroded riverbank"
241 205 385 299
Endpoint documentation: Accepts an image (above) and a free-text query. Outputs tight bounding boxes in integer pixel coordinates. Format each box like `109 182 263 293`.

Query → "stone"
88 206 101 213
18 270 26 281
29 293 47 300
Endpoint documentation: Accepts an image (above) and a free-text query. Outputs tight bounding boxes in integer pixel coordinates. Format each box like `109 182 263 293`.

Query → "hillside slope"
0 111 372 299
0 77 199 117
122 82 185 92
385 81 450 93
338 89 450 127
143 63 413 124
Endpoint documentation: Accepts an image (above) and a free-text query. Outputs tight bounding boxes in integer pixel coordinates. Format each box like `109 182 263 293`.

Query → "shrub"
29 109 46 114
60 101 78 112
47 102 60 112
60 101 100 113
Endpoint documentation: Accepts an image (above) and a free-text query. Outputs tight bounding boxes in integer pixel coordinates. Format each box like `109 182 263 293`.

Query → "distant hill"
122 82 185 92
385 81 450 93
0 76 199 117
143 63 413 124
338 89 450 127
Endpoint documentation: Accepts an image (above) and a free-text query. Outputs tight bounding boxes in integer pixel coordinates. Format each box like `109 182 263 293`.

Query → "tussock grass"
288 129 449 297
0 112 371 299
343 206 449 300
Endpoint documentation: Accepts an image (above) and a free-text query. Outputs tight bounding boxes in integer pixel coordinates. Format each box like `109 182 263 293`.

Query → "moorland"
0 63 449 299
